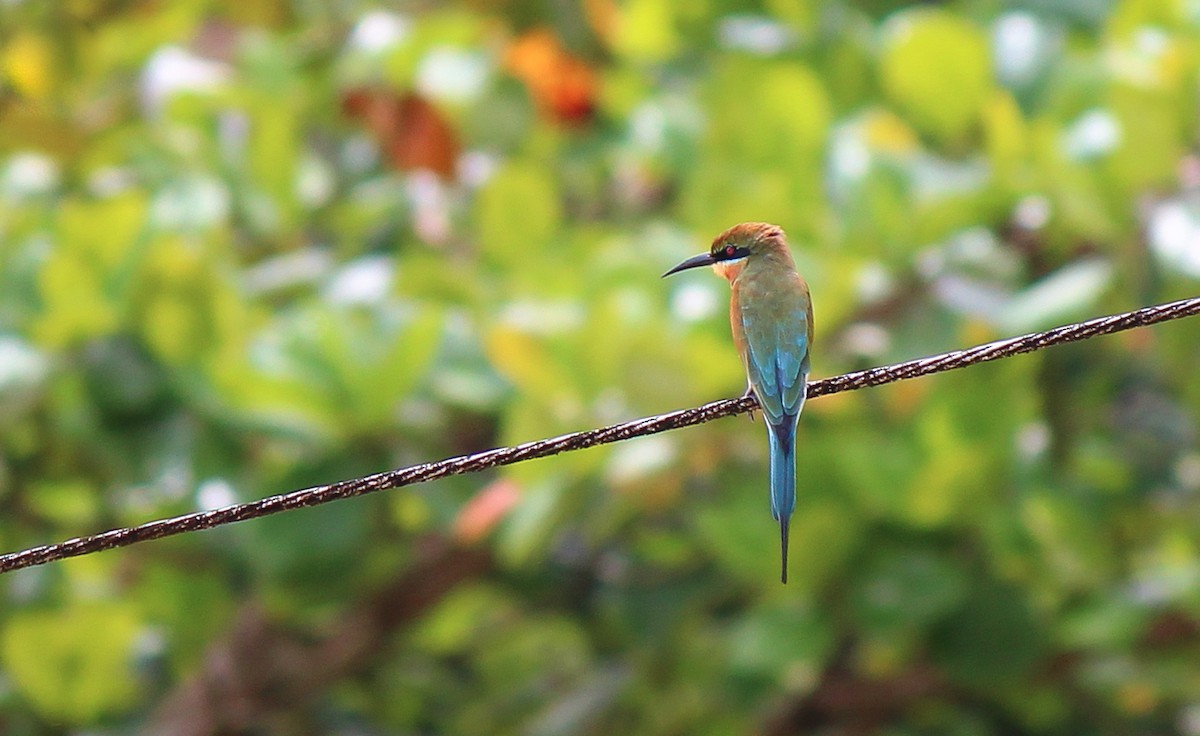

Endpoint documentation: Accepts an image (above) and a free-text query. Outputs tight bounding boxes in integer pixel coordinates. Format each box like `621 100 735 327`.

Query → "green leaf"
497 479 570 566
0 335 49 423
223 303 441 439
998 258 1112 333
784 499 863 594
881 10 992 145
26 478 99 527
81 334 171 421
850 545 969 633
35 192 153 347
135 562 235 673
242 498 373 590
685 58 832 236
933 579 1046 688
411 586 518 655
613 0 681 62
691 469 777 583
729 597 835 688
1021 491 1115 590
476 162 561 262
2 602 141 722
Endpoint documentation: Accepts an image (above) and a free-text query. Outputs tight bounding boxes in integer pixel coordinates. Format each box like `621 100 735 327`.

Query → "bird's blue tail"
767 420 796 584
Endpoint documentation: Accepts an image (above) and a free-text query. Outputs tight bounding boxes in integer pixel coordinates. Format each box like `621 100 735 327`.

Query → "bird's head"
661 222 791 282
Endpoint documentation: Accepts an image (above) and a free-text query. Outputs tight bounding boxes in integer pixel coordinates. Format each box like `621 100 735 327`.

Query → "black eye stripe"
712 244 750 261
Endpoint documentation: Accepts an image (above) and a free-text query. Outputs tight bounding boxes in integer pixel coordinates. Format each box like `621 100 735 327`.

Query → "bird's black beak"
661 252 716 278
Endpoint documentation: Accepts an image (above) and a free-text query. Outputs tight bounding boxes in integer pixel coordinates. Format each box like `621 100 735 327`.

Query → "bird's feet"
742 385 758 422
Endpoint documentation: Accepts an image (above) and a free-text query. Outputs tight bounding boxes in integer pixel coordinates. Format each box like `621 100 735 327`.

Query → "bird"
663 222 813 584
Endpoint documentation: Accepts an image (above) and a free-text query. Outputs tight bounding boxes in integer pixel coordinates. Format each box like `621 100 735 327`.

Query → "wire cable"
2 295 1198 574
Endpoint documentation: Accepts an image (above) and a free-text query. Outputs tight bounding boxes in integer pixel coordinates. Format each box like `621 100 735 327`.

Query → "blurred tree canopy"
2 0 1200 734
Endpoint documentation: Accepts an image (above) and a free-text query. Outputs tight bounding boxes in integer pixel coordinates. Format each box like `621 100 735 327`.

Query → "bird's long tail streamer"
767 423 796 584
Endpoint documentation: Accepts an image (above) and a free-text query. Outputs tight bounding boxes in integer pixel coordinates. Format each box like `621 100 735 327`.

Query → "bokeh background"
2 1 1200 734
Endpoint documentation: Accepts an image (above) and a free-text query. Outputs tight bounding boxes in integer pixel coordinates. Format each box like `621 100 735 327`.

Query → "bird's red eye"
725 245 735 257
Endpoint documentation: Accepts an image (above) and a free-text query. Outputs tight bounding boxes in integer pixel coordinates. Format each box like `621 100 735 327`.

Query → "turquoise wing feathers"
740 300 811 425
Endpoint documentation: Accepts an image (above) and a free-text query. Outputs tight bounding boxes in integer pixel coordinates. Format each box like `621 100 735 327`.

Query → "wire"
2 295 1198 575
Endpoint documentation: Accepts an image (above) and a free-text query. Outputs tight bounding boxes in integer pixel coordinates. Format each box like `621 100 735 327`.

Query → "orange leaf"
504 29 597 125
584 0 618 43
454 479 521 545
341 88 460 178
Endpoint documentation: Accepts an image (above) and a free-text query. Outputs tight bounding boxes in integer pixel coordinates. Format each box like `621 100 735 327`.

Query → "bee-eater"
663 222 812 584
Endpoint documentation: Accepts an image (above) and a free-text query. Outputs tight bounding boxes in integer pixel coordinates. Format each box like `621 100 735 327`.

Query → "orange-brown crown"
709 222 787 257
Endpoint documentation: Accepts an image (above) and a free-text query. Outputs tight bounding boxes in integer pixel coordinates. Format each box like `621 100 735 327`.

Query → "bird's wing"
739 289 811 427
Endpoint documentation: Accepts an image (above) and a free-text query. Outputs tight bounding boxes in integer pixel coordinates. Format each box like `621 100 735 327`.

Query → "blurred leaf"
497 478 570 566
523 666 628 736
833 428 921 520
2 602 140 722
135 562 235 673
1107 84 1185 195
612 0 681 63
3 32 57 100
982 91 1030 187
505 29 598 124
1059 597 1145 650
249 106 300 222
34 252 122 347
933 579 1047 689
243 498 373 589
485 325 571 400
685 58 830 237
785 498 864 595
692 468 779 583
998 258 1112 333
1107 0 1187 36
343 89 461 177
81 335 171 421
905 405 990 527
0 335 49 422
850 544 969 633
412 585 518 655
455 478 521 544
223 303 441 438
881 10 992 146
1022 491 1115 591
26 478 99 528
476 161 561 262
135 236 249 366
729 597 835 688
34 194 150 347
704 58 831 169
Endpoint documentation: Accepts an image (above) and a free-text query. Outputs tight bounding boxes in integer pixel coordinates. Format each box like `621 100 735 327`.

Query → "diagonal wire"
2 295 1198 575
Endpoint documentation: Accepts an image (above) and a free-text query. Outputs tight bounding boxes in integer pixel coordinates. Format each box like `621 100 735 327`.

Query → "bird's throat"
712 258 746 282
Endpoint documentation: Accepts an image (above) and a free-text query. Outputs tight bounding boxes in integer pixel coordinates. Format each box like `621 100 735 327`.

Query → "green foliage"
880 10 993 147
1 0 1199 733
2 600 140 723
